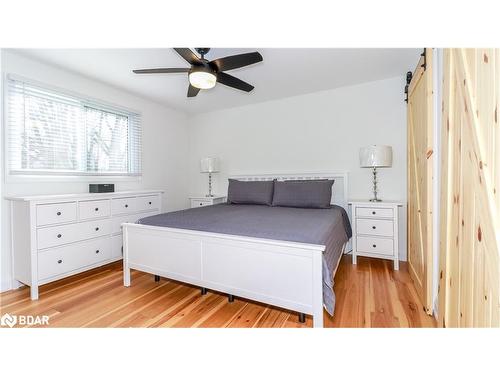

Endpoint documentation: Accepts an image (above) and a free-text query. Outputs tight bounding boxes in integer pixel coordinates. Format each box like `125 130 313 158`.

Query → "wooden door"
438 49 500 327
407 49 434 314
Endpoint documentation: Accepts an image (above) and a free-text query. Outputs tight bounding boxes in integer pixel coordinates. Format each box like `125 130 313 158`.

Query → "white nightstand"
349 200 404 270
189 195 227 208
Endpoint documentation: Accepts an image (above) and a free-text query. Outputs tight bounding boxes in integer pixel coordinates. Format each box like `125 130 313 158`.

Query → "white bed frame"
123 172 348 328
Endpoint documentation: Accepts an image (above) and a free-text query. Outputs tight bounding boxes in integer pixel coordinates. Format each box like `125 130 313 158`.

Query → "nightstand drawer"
356 218 393 237
356 236 394 256
356 207 394 218
191 199 212 208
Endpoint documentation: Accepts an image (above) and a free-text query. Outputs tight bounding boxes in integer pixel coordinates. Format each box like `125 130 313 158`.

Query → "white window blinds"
6 76 142 176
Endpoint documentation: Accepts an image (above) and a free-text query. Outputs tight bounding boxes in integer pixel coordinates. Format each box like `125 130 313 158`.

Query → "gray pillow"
227 179 275 206
272 179 334 208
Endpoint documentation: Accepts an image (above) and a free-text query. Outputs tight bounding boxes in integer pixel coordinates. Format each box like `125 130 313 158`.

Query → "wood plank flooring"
0 255 436 328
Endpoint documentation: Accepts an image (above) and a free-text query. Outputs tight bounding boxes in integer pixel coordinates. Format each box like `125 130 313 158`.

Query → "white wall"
188 76 408 259
0 51 191 291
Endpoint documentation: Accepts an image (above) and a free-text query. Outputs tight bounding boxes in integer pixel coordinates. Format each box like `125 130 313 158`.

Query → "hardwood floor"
0 255 436 328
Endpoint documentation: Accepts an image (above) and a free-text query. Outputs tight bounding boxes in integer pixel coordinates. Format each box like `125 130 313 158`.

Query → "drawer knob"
372 244 377 248
95 227 99 231
199 203 203 206
372 226 376 229
56 211 61 216
125 204 128 208
95 250 100 254
95 207 99 211
372 211 376 215
57 234 62 238
57 259 62 264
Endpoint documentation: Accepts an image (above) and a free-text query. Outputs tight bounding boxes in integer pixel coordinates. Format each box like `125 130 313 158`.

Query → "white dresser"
6 190 163 300
349 200 404 270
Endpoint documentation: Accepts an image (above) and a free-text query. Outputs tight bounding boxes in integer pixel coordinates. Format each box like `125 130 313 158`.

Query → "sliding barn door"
438 49 500 327
407 49 434 314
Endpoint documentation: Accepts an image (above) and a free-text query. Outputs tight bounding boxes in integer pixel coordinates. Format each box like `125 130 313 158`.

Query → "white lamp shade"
359 145 393 168
200 157 219 173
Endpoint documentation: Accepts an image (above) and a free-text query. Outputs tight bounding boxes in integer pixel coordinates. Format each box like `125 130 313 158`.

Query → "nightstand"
189 195 227 208
349 200 404 270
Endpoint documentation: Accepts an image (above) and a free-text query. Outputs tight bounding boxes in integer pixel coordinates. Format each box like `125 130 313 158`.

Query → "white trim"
5 173 142 184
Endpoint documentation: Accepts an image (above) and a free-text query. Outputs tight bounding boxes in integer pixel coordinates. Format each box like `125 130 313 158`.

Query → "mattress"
137 203 352 315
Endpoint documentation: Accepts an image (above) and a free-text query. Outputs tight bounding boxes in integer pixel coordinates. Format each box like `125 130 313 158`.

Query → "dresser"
7 190 163 300
349 200 404 270
189 195 227 208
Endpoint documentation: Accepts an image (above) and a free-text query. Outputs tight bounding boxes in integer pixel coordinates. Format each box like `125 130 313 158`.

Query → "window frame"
3 74 143 183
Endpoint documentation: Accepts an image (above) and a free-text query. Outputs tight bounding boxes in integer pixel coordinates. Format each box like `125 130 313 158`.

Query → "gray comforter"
137 203 352 315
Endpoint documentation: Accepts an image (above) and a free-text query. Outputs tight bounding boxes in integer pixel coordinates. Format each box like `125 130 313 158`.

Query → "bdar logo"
1 313 17 328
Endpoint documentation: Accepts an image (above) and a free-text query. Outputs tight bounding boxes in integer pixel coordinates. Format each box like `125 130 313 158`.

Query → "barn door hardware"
421 48 427 70
404 71 413 103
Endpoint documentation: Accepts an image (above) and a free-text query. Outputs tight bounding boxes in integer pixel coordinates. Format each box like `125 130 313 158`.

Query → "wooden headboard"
228 172 349 211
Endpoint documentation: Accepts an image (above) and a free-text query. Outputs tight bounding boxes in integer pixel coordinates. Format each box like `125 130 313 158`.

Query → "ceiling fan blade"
133 68 190 74
187 84 201 97
217 72 254 92
174 48 201 65
210 52 263 72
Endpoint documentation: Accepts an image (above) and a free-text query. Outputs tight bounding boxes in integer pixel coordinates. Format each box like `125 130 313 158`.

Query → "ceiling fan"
133 48 263 97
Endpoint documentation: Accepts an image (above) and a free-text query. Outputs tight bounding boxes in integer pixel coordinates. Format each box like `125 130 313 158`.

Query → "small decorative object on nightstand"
359 145 392 202
200 157 220 197
189 195 227 208
349 200 404 270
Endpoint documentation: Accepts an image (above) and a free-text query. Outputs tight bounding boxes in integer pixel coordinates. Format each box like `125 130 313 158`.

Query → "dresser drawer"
135 195 160 212
356 218 394 237
37 219 111 249
36 202 77 226
79 199 110 220
356 207 394 219
356 236 394 256
38 237 111 280
112 197 137 215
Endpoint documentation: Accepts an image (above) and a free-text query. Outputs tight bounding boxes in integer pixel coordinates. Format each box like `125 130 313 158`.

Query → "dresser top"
5 189 164 202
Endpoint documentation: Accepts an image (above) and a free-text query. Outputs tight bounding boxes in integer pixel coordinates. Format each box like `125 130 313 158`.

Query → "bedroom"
0 1 498 374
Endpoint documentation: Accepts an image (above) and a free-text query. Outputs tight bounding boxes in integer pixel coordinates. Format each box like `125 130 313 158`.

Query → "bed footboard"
122 223 325 328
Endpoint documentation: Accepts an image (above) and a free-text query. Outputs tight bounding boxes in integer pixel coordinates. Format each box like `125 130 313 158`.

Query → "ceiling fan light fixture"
189 69 217 90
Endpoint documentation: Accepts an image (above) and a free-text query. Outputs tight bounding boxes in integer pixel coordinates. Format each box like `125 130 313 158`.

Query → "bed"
122 173 351 328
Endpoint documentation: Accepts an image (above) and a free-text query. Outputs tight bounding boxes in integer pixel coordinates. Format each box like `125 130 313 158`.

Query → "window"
6 76 142 177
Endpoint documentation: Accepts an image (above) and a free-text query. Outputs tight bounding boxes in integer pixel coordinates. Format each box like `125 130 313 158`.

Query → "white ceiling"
12 48 420 114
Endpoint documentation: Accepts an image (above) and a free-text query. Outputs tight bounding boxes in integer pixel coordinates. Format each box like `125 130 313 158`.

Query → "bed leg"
154 275 160 282
298 313 306 323
228 294 234 303
124 265 131 287
201 287 208 295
